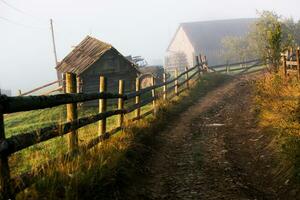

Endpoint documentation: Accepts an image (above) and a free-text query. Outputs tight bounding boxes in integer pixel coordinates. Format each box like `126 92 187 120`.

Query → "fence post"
226 60 229 74
76 76 82 93
199 55 203 70
151 76 156 113
0 106 14 199
62 73 66 93
98 76 107 136
175 68 179 96
65 72 78 152
135 78 140 119
118 80 124 127
163 73 167 101
296 48 300 80
204 55 208 72
185 66 190 89
196 56 201 77
283 55 287 77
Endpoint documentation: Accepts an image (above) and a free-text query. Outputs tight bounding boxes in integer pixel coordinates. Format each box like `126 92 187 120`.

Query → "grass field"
4 92 154 175
10 73 230 199
4 68 196 177
4 66 261 176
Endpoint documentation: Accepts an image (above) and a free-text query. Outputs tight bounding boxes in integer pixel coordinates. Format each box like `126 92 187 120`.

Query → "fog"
1 0 300 94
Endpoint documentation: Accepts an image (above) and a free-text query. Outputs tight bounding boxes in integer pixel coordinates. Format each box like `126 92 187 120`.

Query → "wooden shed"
56 36 140 101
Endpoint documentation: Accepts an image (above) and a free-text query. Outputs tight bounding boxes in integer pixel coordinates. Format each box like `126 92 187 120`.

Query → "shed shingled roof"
56 36 139 74
168 18 256 52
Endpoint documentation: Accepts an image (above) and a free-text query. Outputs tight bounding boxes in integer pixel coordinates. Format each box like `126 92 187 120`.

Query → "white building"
165 18 255 71
0 89 11 96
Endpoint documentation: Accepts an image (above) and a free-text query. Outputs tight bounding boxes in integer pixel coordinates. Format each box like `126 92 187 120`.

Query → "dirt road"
125 74 300 200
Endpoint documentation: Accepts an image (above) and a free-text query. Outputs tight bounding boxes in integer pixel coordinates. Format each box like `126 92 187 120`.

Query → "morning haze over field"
1 0 300 94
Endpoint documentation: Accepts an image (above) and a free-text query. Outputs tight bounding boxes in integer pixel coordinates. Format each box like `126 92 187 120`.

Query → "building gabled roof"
167 18 256 53
56 36 139 74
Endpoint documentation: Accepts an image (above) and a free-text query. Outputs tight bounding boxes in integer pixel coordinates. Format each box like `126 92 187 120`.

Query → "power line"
0 0 26 14
0 16 46 30
0 0 47 22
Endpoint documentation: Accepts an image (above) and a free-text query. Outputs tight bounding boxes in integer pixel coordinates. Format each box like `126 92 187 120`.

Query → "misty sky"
1 0 300 94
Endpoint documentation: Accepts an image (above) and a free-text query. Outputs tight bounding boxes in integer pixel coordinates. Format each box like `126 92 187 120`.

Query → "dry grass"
255 71 300 135
254 71 300 180
9 73 230 199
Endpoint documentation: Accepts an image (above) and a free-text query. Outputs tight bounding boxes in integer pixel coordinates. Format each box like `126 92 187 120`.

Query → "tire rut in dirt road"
130 75 300 200
137 76 257 200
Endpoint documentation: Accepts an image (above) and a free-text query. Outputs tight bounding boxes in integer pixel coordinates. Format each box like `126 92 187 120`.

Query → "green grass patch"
8 73 231 199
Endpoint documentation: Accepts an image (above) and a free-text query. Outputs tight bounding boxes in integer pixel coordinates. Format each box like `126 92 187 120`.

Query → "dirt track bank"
123 74 300 200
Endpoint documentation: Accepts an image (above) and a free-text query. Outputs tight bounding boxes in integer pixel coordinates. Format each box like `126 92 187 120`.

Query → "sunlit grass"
254 71 300 180
14 73 228 199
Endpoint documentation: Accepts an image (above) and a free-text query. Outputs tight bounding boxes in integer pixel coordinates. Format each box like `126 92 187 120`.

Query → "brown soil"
123 74 300 200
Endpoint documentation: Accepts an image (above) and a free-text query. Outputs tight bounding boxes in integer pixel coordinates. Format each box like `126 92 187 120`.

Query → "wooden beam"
185 67 190 89
0 92 125 114
163 73 167 101
151 76 156 113
296 48 300 80
175 69 179 96
0 106 14 199
0 109 126 156
135 78 140 119
283 56 287 77
20 80 60 96
118 80 124 127
66 73 78 152
98 76 107 136
286 61 298 66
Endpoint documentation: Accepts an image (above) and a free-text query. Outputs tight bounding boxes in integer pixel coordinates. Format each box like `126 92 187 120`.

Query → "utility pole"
50 19 61 81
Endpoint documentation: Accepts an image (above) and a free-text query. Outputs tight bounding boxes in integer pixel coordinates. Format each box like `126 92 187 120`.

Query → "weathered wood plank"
135 78 141 119
66 73 78 152
98 76 107 136
163 73 167 101
118 80 124 127
178 69 199 87
283 56 287 77
0 106 14 199
0 92 126 114
286 61 298 66
126 64 200 100
0 109 126 156
126 96 155 113
175 69 179 96
296 49 300 79
185 67 190 89
20 80 61 96
210 58 261 69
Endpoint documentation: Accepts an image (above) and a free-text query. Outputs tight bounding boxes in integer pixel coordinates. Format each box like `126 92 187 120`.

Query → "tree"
221 36 257 63
248 11 288 72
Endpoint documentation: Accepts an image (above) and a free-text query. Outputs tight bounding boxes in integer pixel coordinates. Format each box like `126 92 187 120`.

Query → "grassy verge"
15 73 231 200
254 72 300 180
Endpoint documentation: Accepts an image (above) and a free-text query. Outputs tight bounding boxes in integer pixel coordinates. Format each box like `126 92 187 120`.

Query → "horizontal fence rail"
210 58 261 69
0 55 266 199
0 92 126 114
19 80 63 96
281 48 300 78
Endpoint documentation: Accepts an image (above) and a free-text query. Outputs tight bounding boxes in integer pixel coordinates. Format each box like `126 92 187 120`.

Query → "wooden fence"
0 54 266 199
282 48 300 78
0 55 206 199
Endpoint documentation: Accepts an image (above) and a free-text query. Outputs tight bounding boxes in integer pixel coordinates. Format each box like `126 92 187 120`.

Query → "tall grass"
6 73 229 199
254 71 300 180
